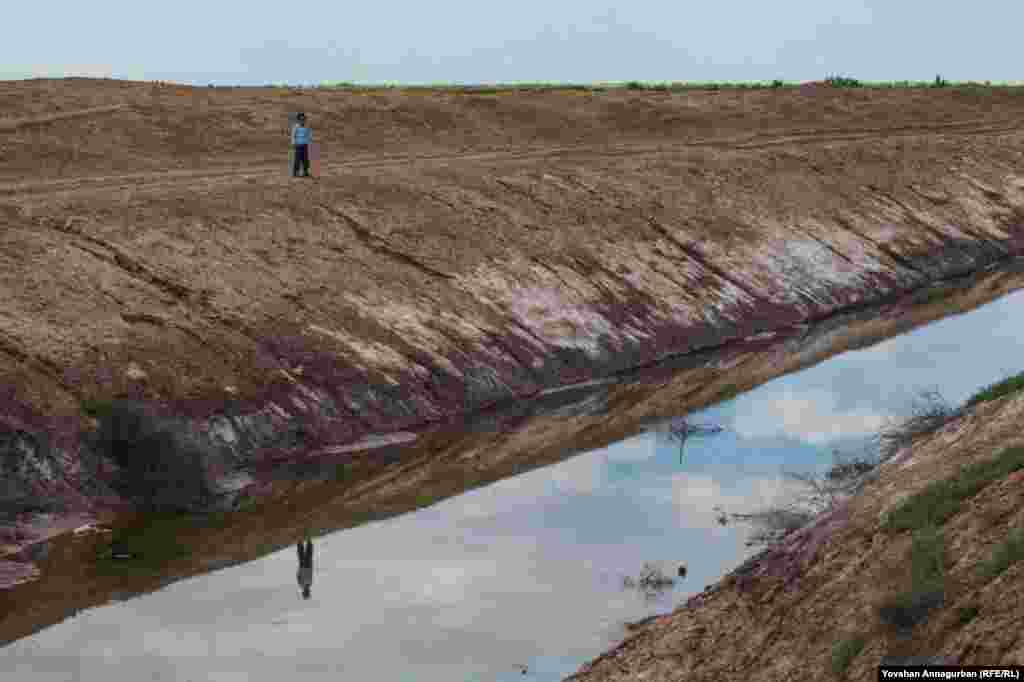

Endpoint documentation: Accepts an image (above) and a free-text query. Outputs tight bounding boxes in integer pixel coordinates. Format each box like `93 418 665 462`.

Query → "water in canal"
4 288 1024 682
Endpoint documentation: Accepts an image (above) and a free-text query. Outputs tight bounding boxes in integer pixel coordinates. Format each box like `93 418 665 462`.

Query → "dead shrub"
877 388 959 463
89 400 215 512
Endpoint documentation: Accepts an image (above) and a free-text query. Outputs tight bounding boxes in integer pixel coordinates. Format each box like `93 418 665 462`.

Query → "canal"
3 276 1024 681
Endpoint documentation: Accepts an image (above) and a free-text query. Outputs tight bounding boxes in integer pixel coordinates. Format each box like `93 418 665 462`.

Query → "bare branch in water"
653 416 725 463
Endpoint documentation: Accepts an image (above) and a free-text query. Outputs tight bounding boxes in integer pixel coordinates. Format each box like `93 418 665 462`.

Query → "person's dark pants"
297 540 313 568
293 144 310 177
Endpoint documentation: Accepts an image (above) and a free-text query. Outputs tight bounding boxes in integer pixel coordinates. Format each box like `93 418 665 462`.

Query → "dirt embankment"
2 80 1024 596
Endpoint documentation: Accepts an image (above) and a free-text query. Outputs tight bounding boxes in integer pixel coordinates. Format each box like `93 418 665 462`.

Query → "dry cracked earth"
2 78 1024 671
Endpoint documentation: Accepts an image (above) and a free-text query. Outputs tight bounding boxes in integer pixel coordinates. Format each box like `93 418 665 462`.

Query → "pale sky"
5 289 1024 681
3 1 1022 85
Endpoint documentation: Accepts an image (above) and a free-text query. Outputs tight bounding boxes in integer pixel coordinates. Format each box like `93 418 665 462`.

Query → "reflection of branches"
622 561 676 602
707 386 962 551
877 387 959 462
713 504 816 547
713 442 880 548
659 416 725 463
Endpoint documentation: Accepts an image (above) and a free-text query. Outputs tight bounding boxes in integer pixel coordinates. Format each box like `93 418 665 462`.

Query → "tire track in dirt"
42 216 194 302
10 121 1024 201
30 215 276 359
2 117 1022 202
316 202 457 281
0 104 130 132
0 328 79 397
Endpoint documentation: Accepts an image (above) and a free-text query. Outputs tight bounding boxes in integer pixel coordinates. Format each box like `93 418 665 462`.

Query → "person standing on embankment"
296 536 313 599
291 113 313 178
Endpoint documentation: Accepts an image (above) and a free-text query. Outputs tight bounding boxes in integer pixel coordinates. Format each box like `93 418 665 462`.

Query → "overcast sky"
5 289 1024 682
3 1 1022 86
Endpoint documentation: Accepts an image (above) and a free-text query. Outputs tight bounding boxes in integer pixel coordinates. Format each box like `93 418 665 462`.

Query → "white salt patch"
215 472 255 493
124 362 147 380
307 324 410 372
73 523 111 536
207 417 238 445
539 378 615 396
456 261 620 356
454 235 863 362
753 239 865 294
318 432 418 455
502 286 616 356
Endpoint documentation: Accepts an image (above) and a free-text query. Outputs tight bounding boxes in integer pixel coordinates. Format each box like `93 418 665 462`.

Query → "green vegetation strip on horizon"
260 79 1024 92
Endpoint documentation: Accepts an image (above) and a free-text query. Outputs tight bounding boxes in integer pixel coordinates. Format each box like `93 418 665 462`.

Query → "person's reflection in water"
296 536 314 600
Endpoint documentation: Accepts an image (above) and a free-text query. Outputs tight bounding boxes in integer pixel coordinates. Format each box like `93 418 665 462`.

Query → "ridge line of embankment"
2 116 1021 199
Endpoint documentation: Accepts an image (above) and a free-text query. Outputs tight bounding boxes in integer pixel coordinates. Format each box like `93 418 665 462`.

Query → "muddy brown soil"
3 82 1024 419
2 79 1024 650
2 81 1022 428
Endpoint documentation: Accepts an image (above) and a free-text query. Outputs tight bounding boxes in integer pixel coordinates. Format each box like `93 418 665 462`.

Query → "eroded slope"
2 80 1024 593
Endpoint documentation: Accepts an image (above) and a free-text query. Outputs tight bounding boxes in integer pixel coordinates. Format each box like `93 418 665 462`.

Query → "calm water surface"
4 290 1024 681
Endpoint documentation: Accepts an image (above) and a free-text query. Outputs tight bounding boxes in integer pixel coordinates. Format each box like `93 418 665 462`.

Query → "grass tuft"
909 525 946 588
831 636 867 675
713 383 745 405
978 528 1024 580
877 526 946 630
956 605 980 625
81 398 117 420
964 371 1024 409
882 447 1024 532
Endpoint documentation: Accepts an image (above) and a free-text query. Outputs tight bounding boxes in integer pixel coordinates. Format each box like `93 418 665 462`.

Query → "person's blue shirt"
291 124 312 145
